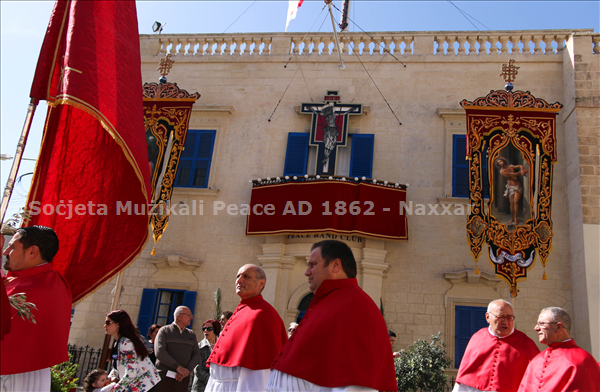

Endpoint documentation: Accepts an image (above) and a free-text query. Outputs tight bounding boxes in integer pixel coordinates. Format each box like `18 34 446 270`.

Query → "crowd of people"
2 230 600 392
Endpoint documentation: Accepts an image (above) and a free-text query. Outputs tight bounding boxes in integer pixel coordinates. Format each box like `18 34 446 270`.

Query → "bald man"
518 307 600 392
154 306 201 392
206 264 287 392
453 299 539 392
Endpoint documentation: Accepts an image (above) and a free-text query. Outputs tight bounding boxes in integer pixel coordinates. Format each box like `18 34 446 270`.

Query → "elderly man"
154 306 201 392
0 226 72 392
206 264 287 391
267 240 397 392
453 299 539 392
518 307 600 392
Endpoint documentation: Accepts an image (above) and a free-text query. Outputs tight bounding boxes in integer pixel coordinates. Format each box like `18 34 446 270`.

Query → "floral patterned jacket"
108 337 161 392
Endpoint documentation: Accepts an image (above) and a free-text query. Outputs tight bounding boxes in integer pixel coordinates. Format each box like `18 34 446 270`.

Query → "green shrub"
50 354 78 392
395 332 452 392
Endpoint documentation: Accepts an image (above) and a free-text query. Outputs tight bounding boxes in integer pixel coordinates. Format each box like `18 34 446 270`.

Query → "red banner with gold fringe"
25 0 150 304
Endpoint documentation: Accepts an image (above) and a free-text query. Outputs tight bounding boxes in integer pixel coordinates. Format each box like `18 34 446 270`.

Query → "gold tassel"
475 265 480 274
151 247 156 256
542 270 547 280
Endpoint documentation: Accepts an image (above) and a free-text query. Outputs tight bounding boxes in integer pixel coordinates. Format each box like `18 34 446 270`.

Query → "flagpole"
98 270 126 369
0 98 39 225
325 0 345 70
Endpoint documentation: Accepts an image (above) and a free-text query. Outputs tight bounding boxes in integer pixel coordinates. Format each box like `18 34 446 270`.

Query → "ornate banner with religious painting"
143 55 200 253
460 60 562 297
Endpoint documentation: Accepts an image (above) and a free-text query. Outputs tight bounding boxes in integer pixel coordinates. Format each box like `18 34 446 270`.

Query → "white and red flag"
285 0 304 32
26 0 150 303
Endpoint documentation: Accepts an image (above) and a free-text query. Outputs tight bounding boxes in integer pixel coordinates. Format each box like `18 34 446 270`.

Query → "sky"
1 0 599 220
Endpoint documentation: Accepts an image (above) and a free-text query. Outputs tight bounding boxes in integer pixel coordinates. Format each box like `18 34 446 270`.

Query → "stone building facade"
68 29 600 368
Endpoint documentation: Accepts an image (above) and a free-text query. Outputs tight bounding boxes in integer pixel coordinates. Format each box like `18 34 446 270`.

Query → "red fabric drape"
26 0 150 303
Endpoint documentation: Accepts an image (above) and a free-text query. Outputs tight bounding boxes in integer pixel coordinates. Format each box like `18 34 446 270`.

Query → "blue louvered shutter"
455 305 487 368
453 135 469 197
283 133 309 176
182 291 197 328
137 289 157 337
349 134 374 178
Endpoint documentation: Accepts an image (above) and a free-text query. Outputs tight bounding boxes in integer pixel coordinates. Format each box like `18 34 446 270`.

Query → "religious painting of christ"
491 143 531 229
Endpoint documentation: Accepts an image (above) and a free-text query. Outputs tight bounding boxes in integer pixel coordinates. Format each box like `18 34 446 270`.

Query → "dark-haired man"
206 264 287 391
0 226 72 392
267 240 397 392
518 307 600 392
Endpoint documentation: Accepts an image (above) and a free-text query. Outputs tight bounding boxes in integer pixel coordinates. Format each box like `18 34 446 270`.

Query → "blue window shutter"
137 288 157 337
182 291 197 328
455 305 487 368
284 133 309 176
453 135 469 197
175 130 216 188
349 134 374 178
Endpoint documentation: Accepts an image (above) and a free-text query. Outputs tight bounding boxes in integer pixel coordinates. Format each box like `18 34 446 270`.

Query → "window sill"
172 188 220 197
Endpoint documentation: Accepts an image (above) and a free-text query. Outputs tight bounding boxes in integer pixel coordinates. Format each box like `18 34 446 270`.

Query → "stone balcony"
140 29 599 59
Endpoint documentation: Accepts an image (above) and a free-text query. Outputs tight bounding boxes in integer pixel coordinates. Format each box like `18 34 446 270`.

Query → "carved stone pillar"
358 239 390 305
256 241 296 317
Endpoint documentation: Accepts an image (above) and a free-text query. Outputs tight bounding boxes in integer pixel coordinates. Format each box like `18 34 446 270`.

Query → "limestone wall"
68 30 598 362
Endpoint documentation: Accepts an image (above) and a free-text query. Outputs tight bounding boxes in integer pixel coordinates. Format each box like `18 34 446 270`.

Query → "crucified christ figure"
497 157 528 226
308 103 354 172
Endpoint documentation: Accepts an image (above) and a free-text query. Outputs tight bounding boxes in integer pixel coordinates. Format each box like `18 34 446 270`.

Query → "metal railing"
67 344 104 386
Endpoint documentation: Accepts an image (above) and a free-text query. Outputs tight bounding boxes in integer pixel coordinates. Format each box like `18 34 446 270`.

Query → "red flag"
25 0 150 303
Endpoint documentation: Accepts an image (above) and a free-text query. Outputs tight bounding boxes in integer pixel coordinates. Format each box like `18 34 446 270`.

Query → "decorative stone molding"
444 269 501 287
192 105 235 114
149 254 202 270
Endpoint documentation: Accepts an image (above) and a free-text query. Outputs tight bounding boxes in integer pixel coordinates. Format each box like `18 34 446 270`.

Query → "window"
296 293 314 323
454 305 488 368
283 132 374 178
452 135 489 198
137 288 197 337
175 129 216 188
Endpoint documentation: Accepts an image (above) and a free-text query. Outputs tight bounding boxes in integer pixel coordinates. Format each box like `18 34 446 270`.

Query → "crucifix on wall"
300 91 362 175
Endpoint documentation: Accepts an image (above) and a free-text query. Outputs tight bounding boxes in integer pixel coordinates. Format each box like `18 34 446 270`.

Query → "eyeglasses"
105 320 115 325
488 312 515 321
536 321 558 327
202 327 214 332
288 328 296 332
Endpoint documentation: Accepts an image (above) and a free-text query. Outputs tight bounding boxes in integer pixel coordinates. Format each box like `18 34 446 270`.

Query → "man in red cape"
206 264 287 391
0 226 72 392
453 299 539 392
518 307 600 392
267 240 397 392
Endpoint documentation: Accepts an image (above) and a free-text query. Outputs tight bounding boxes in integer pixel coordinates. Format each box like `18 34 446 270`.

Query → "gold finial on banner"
157 54 175 83
500 59 520 83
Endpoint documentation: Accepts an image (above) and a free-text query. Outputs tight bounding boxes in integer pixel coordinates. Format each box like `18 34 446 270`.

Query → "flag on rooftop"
26 0 150 303
285 0 304 32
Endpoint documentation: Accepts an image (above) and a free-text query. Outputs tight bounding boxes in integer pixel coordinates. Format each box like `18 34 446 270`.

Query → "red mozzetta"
456 328 539 391
518 339 600 392
271 278 397 391
207 294 287 370
1 264 72 375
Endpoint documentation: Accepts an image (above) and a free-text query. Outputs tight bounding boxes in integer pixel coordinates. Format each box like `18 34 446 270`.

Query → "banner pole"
98 270 125 369
0 98 39 225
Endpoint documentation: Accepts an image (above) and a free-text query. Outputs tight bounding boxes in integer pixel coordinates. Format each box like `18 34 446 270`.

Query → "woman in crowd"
104 310 161 392
146 324 162 364
191 319 221 392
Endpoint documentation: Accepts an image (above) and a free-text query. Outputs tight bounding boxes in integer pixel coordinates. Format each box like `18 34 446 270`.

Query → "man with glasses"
206 264 287 392
518 307 600 392
453 299 539 392
154 306 201 392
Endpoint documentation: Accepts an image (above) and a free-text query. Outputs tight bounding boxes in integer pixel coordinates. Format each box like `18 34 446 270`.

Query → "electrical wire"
222 1 257 34
447 0 491 31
